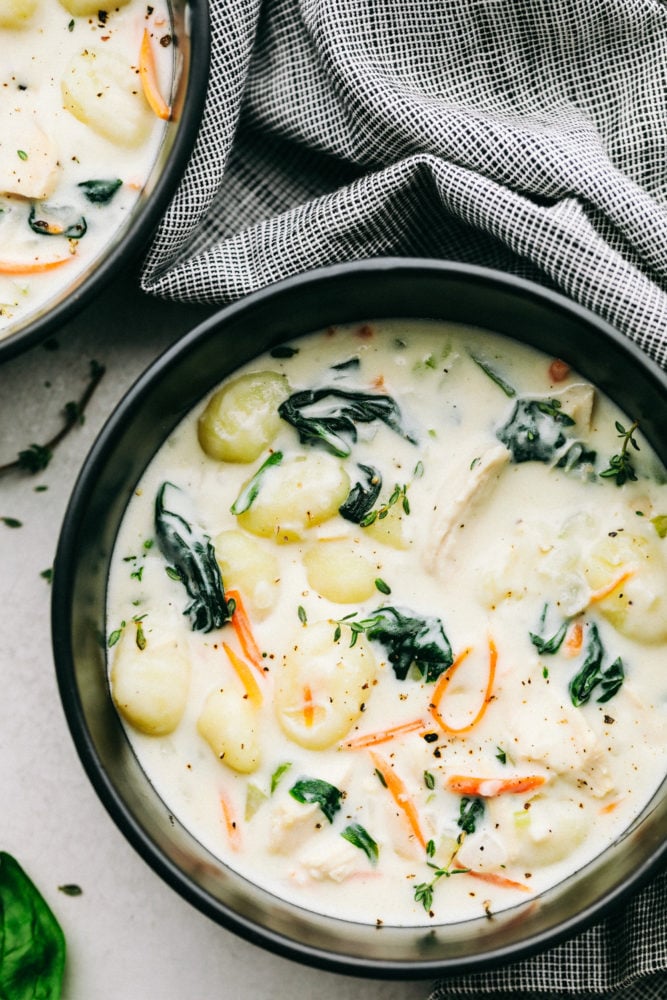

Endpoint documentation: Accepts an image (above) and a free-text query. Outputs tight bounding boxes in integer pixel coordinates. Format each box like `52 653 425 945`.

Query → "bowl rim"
0 0 211 364
51 258 667 978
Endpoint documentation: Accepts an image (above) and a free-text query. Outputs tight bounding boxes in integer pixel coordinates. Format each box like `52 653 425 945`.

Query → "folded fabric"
141 1 667 993
142 0 667 372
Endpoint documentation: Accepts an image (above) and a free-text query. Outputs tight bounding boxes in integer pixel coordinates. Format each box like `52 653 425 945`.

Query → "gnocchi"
197 687 262 774
198 372 290 463
110 632 190 736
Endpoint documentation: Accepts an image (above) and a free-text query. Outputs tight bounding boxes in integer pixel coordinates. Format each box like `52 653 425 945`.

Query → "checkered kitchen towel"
142 1 667 995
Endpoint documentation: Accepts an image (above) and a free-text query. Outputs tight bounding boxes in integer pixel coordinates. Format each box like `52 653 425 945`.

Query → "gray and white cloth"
141 1 667 995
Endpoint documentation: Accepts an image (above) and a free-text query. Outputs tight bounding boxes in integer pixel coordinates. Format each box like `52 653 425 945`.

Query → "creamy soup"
0 0 172 336
107 321 667 926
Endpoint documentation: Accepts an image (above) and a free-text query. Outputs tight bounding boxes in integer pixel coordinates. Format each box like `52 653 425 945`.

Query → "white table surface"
0 264 432 1000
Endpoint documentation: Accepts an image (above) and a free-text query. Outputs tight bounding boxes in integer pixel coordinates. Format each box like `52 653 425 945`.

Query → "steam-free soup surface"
107 321 667 926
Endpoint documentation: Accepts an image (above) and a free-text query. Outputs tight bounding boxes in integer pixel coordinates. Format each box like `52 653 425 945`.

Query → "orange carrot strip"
588 570 635 604
342 718 426 750
225 589 264 672
303 684 315 728
465 869 532 893
429 638 496 735
139 27 171 120
370 751 426 849
222 642 262 708
0 256 72 274
600 799 623 815
219 791 241 850
447 774 546 797
564 620 583 657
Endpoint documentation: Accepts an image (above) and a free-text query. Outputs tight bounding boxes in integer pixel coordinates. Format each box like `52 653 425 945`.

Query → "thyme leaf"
599 420 640 486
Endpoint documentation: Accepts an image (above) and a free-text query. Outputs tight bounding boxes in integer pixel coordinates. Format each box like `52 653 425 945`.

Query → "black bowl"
51 259 667 978
0 0 210 363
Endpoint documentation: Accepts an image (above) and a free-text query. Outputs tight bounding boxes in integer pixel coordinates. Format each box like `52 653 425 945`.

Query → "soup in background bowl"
0 0 209 361
51 259 667 978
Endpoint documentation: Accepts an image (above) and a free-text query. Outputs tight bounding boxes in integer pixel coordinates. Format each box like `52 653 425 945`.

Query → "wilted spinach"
497 398 576 464
155 481 230 632
457 797 485 835
289 778 342 823
569 623 625 706
278 387 416 458
339 463 382 523
342 606 453 682
0 851 66 1000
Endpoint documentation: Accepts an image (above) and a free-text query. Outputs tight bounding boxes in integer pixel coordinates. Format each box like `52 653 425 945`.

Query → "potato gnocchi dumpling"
62 48 153 147
197 686 262 774
303 538 377 603
198 371 290 463
275 621 377 749
585 527 667 644
214 529 280 615
58 0 129 14
0 0 38 29
237 452 350 542
110 633 190 736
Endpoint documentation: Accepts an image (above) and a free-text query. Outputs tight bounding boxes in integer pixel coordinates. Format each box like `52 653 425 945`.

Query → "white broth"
0 0 173 337
107 321 667 926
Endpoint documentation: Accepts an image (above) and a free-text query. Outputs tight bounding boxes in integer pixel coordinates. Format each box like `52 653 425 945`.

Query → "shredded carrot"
342 718 426 750
219 791 241 850
302 684 315 728
222 642 262 708
588 570 635 605
429 639 496 735
225 589 264 673
139 27 171 120
600 799 623 815
564 620 584 657
446 774 547 797
0 256 72 275
370 751 426 849
465 868 532 893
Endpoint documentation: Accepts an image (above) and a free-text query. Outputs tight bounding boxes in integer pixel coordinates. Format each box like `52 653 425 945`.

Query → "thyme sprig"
0 359 105 476
599 420 640 486
413 861 470 912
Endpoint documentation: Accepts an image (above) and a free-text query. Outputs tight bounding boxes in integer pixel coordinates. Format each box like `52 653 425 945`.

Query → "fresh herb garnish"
1 516 22 528
651 514 667 538
375 578 391 595
457 796 484 835
230 451 283 514
278 386 416 458
341 823 379 863
529 604 568 655
289 778 342 823
360 481 409 527
17 149 28 161
41 568 53 584
335 606 453 682
297 605 307 624
495 746 507 765
0 851 66 998
269 344 299 359
413 862 470 912
469 352 516 398
57 884 82 896
0 360 105 478
107 621 126 648
424 770 435 790
155 482 230 633
599 420 640 486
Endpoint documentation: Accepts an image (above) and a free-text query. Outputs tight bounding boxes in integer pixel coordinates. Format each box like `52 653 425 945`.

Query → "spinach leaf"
278 387 416 458
457 797 485 835
155 482 230 632
0 852 66 1000
339 464 382 523
341 824 379 863
289 778 342 823
496 398 575 464
28 204 86 240
77 179 122 204
230 451 282 514
364 606 453 682
529 604 568 655
597 657 625 703
569 623 604 706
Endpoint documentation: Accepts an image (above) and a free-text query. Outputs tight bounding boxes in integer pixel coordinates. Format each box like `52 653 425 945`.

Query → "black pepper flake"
604 715 615 725
423 732 438 743
159 33 172 46
98 9 108 22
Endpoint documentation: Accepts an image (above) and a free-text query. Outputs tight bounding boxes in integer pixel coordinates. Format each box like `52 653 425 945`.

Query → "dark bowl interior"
51 259 667 978
0 0 210 363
